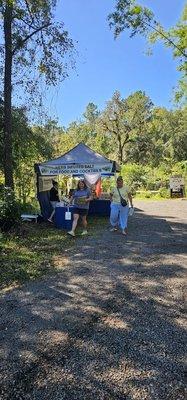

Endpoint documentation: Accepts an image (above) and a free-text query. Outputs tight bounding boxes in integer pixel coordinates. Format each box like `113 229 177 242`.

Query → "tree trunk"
117 135 123 164
3 3 14 188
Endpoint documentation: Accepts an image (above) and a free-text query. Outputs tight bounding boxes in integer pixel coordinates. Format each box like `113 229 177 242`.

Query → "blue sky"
37 1 186 126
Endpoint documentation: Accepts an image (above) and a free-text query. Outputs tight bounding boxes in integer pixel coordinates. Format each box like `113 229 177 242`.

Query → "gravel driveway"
0 200 186 400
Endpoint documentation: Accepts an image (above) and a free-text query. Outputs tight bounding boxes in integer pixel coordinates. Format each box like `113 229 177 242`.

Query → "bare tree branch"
12 22 51 54
146 20 187 58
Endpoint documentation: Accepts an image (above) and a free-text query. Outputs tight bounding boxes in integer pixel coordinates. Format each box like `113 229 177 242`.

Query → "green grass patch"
0 217 108 290
0 223 73 290
135 192 186 200
135 193 168 200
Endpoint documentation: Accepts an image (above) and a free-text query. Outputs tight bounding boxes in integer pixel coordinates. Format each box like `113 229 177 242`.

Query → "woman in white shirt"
110 176 133 235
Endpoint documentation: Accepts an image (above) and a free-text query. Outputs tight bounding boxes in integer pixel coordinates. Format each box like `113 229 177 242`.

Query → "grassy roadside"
0 217 108 291
134 193 186 200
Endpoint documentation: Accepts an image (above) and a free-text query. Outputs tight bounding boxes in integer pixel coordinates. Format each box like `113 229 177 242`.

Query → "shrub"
0 186 21 232
159 188 170 198
121 163 147 190
144 190 151 198
19 200 39 214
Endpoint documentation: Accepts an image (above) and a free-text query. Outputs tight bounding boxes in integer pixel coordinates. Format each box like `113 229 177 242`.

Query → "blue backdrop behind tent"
34 142 120 220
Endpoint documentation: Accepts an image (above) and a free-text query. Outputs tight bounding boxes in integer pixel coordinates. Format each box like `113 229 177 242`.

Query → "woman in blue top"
68 180 92 237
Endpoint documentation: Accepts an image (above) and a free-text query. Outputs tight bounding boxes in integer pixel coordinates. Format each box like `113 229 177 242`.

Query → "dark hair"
69 189 75 198
77 180 87 190
52 180 58 186
117 176 123 181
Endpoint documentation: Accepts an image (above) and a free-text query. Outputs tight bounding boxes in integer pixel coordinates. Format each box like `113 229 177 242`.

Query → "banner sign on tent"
38 176 57 192
39 163 113 176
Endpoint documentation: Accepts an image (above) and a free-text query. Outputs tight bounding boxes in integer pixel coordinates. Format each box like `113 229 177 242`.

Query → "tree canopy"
0 0 74 188
108 1 187 102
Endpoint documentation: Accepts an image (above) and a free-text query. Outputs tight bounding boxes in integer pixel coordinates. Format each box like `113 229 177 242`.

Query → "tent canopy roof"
40 143 112 166
36 143 120 176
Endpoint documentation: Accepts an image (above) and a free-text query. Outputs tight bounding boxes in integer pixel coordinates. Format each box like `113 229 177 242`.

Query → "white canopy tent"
35 143 120 220
37 143 119 177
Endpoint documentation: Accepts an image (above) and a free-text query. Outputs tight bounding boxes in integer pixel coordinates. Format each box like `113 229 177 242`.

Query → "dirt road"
0 200 186 400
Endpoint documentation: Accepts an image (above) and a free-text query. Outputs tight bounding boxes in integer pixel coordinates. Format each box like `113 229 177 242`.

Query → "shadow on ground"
0 207 186 400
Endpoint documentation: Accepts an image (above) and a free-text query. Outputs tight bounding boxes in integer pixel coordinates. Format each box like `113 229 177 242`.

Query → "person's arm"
85 190 93 202
110 188 114 202
128 192 133 207
85 195 93 202
68 195 74 205
55 188 60 202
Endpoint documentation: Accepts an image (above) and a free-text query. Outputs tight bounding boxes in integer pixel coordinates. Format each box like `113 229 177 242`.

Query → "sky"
20 1 187 126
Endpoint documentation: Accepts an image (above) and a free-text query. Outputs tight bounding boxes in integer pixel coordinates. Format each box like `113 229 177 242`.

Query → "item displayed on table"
62 195 70 205
75 196 87 205
98 192 111 200
56 201 64 207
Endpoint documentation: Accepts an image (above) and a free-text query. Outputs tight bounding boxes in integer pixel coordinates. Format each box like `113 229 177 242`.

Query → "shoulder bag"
117 187 127 207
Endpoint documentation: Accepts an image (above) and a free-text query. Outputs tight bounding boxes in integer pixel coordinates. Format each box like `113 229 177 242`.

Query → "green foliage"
0 105 58 203
109 1 187 58
135 190 160 199
0 0 74 91
121 163 147 192
97 90 153 164
98 91 130 163
108 0 154 38
83 103 100 126
149 5 187 103
159 188 170 199
0 0 74 189
1 90 186 205
0 186 21 231
147 107 187 166
0 223 67 288
120 161 187 198
108 1 187 104
171 160 187 176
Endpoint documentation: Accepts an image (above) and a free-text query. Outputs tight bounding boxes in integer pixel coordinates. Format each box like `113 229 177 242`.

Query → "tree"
108 1 187 57
0 0 74 188
83 102 100 128
171 108 187 161
0 104 55 202
14 120 55 204
99 90 153 164
98 91 131 164
108 1 187 102
149 106 187 165
123 91 153 164
149 5 187 102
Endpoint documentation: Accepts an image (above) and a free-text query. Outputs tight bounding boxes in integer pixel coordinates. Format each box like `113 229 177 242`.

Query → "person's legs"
48 202 57 222
68 213 79 236
48 209 55 222
119 205 129 234
82 215 87 229
81 215 88 234
110 203 120 229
